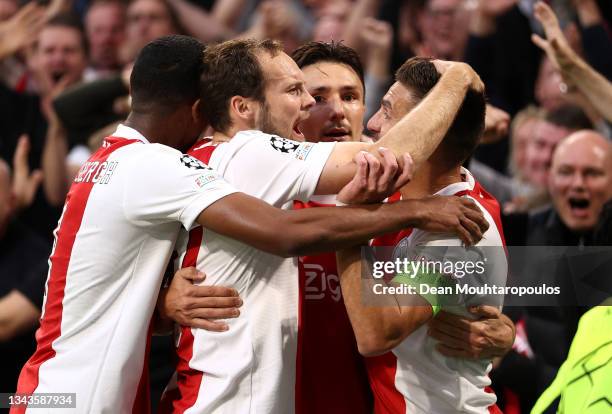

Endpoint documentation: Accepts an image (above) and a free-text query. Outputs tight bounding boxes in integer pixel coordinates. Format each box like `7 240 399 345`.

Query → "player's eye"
313 95 324 103
342 94 356 102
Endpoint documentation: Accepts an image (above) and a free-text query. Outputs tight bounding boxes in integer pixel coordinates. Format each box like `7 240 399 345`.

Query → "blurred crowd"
0 0 611 412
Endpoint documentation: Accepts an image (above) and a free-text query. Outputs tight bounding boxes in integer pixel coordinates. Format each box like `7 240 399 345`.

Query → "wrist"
564 54 588 78
396 199 427 229
446 64 473 90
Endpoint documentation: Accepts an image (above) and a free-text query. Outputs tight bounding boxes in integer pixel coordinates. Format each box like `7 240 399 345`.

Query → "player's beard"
256 102 289 139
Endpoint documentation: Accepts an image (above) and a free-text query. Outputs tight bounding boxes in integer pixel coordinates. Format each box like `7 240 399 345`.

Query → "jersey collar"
433 167 475 197
111 124 150 144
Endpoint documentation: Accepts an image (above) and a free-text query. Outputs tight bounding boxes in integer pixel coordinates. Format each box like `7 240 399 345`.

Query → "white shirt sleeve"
123 144 238 230
209 131 335 205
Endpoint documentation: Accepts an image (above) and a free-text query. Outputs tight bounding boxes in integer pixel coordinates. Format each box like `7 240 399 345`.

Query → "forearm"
342 0 381 51
42 122 70 206
199 193 426 258
565 58 612 121
337 247 431 356
319 65 473 194
0 290 40 342
53 76 127 131
365 48 392 82
168 0 234 41
285 199 430 256
373 67 470 169
212 0 248 29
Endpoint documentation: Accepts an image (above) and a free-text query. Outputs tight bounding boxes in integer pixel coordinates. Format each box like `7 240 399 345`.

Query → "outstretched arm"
532 1 612 122
197 192 489 258
315 62 484 195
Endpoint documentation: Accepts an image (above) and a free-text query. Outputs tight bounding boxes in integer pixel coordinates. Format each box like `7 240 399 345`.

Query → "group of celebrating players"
12 34 514 414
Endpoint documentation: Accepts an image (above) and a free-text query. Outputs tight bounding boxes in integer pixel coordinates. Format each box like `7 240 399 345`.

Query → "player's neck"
211 130 233 143
124 113 170 146
400 163 462 199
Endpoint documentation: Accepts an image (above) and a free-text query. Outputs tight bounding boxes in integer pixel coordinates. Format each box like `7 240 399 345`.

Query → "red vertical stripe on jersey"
12 138 139 414
132 320 153 413
294 258 305 414
365 352 406 414
173 327 201 414
163 138 217 413
170 226 205 413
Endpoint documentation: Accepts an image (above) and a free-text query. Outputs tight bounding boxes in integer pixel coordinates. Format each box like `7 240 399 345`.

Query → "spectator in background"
120 0 181 63
524 106 591 188
83 0 126 81
0 153 49 394
498 130 612 409
465 0 611 116
514 104 592 212
30 13 88 115
415 0 470 60
534 56 569 111
311 0 350 42
0 12 87 240
545 130 611 240
470 105 543 209
0 0 16 21
42 0 183 207
508 106 545 182
533 0 612 125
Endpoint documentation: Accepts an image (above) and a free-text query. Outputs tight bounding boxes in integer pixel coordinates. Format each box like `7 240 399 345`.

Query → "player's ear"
229 96 257 126
192 98 202 123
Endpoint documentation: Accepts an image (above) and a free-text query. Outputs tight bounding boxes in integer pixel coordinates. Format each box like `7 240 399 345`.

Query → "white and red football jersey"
367 168 507 414
12 125 237 414
163 131 335 413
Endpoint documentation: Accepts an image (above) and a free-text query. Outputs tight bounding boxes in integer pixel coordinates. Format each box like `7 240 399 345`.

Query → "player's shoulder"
132 143 215 175
140 142 182 156
232 130 324 163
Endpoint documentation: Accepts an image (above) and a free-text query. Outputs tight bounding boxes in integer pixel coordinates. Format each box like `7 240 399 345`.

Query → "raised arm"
197 191 489 258
167 0 235 42
315 62 483 195
532 1 612 122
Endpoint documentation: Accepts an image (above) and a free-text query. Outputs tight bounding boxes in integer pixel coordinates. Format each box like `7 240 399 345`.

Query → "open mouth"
321 127 351 142
292 122 305 140
567 197 590 217
51 71 66 83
